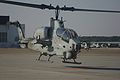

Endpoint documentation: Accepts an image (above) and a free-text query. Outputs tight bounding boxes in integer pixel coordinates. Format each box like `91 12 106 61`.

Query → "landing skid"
62 61 82 64
36 52 54 63
62 59 82 64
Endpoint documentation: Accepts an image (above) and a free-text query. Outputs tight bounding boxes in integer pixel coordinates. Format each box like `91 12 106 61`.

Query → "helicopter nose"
72 43 81 52
76 43 81 52
69 39 81 52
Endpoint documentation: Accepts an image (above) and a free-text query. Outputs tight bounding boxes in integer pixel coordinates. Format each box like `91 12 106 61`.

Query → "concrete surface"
0 48 120 80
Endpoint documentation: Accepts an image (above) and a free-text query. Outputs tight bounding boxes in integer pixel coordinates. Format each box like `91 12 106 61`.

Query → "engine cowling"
34 26 52 40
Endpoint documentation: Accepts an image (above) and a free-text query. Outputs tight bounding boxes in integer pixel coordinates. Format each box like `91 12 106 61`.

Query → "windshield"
56 28 78 42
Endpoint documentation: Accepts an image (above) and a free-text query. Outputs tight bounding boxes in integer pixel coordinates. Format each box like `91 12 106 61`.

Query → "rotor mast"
55 5 60 20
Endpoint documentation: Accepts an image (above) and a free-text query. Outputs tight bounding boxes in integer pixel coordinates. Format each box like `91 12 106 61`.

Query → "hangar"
0 16 25 48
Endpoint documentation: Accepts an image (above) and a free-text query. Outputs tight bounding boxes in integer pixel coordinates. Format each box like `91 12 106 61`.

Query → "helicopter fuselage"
27 17 81 62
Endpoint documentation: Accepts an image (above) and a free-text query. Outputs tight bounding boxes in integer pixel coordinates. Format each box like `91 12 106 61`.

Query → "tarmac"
0 48 120 80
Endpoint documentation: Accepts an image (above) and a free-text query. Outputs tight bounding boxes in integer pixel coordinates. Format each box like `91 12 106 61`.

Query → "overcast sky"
0 0 120 37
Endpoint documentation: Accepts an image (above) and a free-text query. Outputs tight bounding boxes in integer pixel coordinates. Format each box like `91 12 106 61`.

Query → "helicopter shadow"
65 66 120 71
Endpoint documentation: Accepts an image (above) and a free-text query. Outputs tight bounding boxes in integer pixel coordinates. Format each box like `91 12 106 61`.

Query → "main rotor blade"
0 0 55 10
61 7 120 13
77 9 120 13
0 0 120 13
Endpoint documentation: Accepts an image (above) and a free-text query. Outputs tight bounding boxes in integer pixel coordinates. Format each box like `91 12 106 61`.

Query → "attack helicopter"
0 0 120 64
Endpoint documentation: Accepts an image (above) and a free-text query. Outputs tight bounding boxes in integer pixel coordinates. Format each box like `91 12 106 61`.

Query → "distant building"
0 16 25 48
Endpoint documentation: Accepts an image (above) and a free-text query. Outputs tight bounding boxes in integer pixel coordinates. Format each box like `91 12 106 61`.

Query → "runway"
0 48 120 80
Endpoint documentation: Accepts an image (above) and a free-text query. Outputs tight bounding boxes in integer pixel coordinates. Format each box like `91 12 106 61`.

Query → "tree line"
79 36 120 42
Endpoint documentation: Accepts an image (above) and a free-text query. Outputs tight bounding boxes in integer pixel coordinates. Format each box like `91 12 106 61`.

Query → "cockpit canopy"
56 28 78 42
